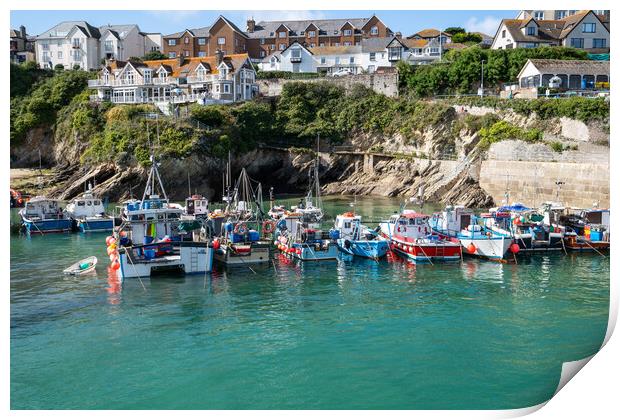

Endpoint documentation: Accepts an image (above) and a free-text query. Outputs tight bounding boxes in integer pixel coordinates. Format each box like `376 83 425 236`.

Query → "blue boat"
275 214 338 261
333 212 389 259
65 190 114 233
19 196 73 234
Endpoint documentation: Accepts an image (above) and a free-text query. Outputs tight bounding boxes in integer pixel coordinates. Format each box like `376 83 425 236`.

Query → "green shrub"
256 71 321 79
478 121 544 150
189 104 230 127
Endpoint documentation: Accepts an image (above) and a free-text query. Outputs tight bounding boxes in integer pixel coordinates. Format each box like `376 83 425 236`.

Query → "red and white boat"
379 210 462 262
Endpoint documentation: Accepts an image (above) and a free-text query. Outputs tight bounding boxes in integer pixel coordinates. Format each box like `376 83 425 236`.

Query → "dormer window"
143 69 152 83
527 26 536 36
184 37 189 44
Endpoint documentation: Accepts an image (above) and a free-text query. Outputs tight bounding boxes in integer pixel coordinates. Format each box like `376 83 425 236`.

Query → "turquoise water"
10 196 609 409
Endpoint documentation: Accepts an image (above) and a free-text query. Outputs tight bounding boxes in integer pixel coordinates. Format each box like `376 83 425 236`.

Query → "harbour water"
10 196 609 409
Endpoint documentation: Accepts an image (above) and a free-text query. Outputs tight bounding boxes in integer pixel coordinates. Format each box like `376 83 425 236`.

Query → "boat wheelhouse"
334 212 389 259
275 214 338 261
114 158 214 279
555 206 610 251
19 196 73 234
380 210 462 262
65 190 114 232
430 205 513 260
183 194 209 220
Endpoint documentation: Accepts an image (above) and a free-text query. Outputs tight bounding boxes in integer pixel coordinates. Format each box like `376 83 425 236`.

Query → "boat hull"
337 238 389 259
563 235 610 252
76 218 114 233
118 242 213 280
281 242 339 261
214 242 271 265
22 218 73 234
387 236 461 262
459 236 513 259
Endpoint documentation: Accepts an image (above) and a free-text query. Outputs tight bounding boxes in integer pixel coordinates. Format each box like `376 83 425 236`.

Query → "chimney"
395 32 402 39
177 55 185 67
20 25 26 39
247 18 256 33
215 49 224 65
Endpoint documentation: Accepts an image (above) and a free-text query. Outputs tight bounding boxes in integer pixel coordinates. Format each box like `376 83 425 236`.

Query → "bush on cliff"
398 46 589 96
477 120 543 150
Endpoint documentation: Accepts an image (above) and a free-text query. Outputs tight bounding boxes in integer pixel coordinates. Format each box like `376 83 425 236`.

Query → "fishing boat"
380 210 462 262
63 256 97 275
290 136 324 224
556 206 610 252
113 156 214 280
275 214 338 261
214 168 271 265
65 187 114 233
429 205 514 260
481 203 564 252
19 196 73 234
333 212 389 259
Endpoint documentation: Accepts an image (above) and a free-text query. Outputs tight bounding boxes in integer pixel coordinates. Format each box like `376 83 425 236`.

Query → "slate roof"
308 45 362 55
37 21 101 39
99 24 139 40
164 26 212 38
361 36 392 52
408 29 450 39
524 59 609 75
247 17 374 38
139 53 252 77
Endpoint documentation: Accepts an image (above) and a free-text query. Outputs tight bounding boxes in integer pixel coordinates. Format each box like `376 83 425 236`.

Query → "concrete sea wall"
479 160 609 208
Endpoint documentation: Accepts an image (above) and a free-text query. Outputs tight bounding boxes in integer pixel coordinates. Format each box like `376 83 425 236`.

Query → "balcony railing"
88 77 179 87
290 56 302 63
186 75 216 83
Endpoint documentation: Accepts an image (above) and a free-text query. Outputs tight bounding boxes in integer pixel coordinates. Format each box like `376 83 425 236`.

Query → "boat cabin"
66 193 106 218
120 195 183 244
334 212 362 239
22 197 65 220
185 194 209 216
432 205 474 235
394 211 432 240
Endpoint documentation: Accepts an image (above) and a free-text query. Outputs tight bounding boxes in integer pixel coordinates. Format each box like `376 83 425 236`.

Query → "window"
413 48 422 55
308 31 315 37
260 50 265 58
582 23 596 33
593 38 607 48
168 51 177 58
344 41 351 46
320 57 326 64
168 39 176 46
198 38 206 45
144 70 152 83
269 32 274 37
299 31 305 36
72 38 80 48
279 43 286 50
534 11 544 20
320 43 325 47
370 26 378 35
310 43 315 48
184 50 190 57
218 37 225 45
42 52 49 62
279 31 286 38
527 26 536 36
184 37 189 44
104 40 114 52
502 30 506 38
349 56 354 64
570 38 584 48
523 42 537 48
72 50 81 60
335 57 340 64
291 48 301 58
333 30 338 35
198 51 207 57
343 29 352 36
556 11 567 19
57 51 62 59
270 44 275 50
369 52 376 61
260 38 265 45
223 84 230 93
430 47 439 55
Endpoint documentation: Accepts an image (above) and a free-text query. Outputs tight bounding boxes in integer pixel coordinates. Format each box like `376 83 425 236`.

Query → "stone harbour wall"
257 72 399 98
479 160 609 208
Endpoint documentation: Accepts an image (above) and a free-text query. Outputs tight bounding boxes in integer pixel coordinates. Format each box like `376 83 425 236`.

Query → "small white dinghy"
63 256 98 276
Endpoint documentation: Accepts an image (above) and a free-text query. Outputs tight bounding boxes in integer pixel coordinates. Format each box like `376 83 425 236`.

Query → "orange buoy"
110 259 120 270
467 243 477 254
510 243 520 254
105 236 114 245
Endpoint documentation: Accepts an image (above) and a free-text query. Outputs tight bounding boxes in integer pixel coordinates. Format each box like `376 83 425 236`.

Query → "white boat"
19 196 73 234
113 156 214 280
63 256 97 275
65 187 114 233
334 212 389 259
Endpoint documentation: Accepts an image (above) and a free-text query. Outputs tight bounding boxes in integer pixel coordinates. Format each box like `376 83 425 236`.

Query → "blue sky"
10 10 517 37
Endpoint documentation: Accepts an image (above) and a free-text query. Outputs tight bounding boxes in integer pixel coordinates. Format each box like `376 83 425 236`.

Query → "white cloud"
464 16 502 35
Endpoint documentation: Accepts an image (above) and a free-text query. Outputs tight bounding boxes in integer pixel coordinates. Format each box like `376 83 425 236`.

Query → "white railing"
186 75 215 83
88 77 179 87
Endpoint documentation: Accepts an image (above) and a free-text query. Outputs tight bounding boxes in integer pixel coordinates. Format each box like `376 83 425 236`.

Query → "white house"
360 37 391 73
491 10 610 51
88 52 258 105
274 42 316 72
310 45 363 74
99 24 161 61
35 21 102 70
517 59 609 90
385 36 442 66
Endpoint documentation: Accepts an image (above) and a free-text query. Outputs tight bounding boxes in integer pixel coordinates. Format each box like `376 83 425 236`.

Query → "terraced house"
491 10 610 51
88 51 258 106
162 15 249 59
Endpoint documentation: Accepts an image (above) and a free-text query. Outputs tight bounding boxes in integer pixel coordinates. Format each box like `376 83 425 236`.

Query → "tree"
444 27 466 35
129 56 143 63
452 32 483 44
54 64 65 72
143 51 167 61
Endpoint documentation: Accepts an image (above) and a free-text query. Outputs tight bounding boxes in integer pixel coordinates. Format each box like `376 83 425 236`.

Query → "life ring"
234 223 248 235
263 220 276 234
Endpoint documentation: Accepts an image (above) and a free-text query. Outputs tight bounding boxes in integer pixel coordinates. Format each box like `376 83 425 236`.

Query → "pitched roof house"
491 10 610 52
